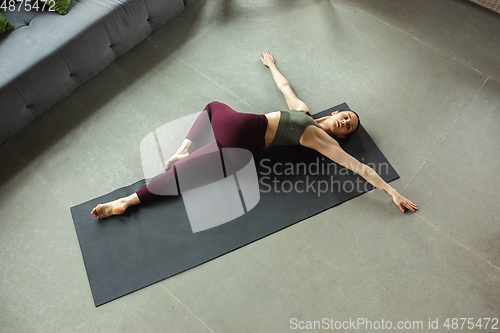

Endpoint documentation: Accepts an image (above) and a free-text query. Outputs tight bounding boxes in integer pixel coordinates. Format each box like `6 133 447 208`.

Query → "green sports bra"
270 110 322 146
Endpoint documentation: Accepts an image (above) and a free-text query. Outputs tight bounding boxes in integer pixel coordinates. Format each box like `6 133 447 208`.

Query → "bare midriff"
264 111 281 147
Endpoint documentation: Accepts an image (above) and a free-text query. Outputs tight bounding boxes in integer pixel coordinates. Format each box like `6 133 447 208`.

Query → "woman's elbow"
278 82 290 90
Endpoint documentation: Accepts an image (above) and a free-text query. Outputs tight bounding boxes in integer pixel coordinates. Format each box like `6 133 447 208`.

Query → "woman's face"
330 111 359 138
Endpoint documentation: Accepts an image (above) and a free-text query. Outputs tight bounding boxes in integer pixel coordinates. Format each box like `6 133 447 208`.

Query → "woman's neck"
315 116 333 136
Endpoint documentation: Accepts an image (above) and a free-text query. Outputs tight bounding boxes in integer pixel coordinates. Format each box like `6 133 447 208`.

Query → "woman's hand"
260 51 275 68
392 193 418 213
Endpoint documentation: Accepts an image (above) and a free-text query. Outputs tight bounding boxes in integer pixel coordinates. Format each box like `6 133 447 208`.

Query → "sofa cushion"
0 13 14 34
0 0 186 146
40 0 72 15
0 71 36 142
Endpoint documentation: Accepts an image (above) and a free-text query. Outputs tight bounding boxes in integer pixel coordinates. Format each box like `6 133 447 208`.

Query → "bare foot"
91 198 128 219
163 152 190 173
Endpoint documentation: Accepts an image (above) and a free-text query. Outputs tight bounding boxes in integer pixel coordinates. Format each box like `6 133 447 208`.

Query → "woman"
91 51 417 218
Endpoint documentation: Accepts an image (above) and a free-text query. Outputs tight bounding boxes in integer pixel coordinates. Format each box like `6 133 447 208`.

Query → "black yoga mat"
71 103 399 307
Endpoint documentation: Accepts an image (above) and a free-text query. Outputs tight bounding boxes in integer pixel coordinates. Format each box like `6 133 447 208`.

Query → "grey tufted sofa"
0 0 195 147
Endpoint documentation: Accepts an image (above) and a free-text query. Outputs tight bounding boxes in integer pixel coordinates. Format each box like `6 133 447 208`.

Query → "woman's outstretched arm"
301 128 418 213
260 51 310 112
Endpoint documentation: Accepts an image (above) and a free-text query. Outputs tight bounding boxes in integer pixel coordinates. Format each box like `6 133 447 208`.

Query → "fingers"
405 199 418 212
400 199 418 213
404 202 415 212
260 51 274 67
261 51 272 59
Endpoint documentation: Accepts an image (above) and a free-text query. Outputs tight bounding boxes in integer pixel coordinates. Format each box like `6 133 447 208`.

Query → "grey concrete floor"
1 0 500 332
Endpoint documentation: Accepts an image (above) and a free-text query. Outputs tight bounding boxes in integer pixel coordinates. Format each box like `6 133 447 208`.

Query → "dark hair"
338 110 360 140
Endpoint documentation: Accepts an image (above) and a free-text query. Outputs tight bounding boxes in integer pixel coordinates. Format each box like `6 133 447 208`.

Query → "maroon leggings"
136 101 268 202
